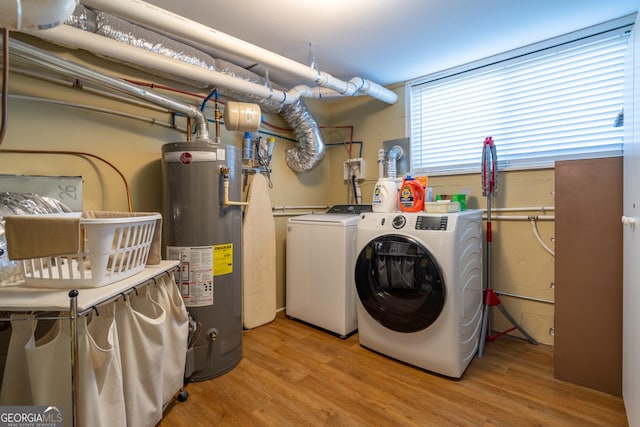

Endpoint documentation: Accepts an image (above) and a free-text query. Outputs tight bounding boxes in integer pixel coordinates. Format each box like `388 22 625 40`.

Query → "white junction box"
343 158 365 181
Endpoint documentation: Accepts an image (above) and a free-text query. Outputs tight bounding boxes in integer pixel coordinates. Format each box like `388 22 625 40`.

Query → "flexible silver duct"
385 145 404 178
64 6 325 172
64 3 96 32
187 52 326 172
0 192 71 287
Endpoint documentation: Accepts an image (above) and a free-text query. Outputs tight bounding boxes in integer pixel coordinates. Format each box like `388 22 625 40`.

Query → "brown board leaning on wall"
554 156 623 396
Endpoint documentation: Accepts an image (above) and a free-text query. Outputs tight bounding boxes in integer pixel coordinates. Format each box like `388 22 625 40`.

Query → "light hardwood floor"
159 312 627 427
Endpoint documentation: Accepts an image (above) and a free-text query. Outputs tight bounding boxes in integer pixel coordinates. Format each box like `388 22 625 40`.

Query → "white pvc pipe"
489 206 555 212
31 25 294 104
273 211 317 217
530 218 555 257
494 290 554 305
81 0 398 104
271 205 329 210
31 26 354 107
9 94 186 132
483 215 555 221
11 66 169 112
377 149 385 179
481 213 556 256
9 36 211 140
223 179 249 206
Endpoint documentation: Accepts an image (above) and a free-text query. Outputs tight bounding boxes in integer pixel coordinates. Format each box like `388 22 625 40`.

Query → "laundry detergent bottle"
398 176 425 212
372 178 399 212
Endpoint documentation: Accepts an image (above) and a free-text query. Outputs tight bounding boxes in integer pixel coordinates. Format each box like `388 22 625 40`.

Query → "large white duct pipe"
31 24 350 106
6 37 211 140
81 0 398 105
31 25 296 104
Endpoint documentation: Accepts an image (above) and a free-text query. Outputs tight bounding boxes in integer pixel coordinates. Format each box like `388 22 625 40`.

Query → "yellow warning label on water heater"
213 243 233 276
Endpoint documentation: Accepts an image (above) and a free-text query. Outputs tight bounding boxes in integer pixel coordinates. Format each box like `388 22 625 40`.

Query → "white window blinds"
407 20 632 175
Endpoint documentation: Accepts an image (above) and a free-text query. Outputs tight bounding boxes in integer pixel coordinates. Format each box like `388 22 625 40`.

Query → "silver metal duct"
7 36 211 141
64 4 96 32
385 145 404 178
65 7 325 172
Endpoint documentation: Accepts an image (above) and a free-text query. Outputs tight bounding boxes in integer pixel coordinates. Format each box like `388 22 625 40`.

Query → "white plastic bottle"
372 178 399 212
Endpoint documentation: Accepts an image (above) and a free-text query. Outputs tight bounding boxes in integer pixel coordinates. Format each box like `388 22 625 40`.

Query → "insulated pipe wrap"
64 4 96 32
93 11 212 88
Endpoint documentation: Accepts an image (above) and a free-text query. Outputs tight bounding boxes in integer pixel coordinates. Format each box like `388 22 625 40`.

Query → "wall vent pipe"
80 0 398 105
385 145 403 178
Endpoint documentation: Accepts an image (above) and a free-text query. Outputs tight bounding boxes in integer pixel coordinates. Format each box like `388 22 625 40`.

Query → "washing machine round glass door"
354 234 445 333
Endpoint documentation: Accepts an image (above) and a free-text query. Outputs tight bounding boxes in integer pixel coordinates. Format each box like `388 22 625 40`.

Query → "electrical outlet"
344 158 365 181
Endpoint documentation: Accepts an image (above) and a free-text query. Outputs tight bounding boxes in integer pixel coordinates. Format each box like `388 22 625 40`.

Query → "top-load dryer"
354 210 483 378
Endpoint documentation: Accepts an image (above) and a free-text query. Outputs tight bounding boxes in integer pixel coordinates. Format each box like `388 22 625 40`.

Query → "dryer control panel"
415 215 448 231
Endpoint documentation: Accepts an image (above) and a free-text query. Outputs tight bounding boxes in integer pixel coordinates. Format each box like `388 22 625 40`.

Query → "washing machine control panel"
415 215 448 231
371 213 450 231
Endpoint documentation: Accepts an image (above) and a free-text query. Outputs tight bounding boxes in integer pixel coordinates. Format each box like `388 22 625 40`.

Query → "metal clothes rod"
272 205 329 211
494 290 554 305
273 211 319 217
69 290 79 427
76 267 178 317
0 315 73 321
486 206 555 212
484 214 555 221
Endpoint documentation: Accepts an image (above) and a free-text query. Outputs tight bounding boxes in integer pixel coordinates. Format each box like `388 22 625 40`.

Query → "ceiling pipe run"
80 0 398 105
31 25 295 104
31 22 326 171
31 24 381 106
5 37 211 141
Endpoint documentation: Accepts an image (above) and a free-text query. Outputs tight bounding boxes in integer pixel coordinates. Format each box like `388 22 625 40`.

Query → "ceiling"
142 0 639 91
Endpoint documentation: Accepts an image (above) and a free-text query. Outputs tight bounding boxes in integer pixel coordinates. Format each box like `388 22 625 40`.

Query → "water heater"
161 141 242 381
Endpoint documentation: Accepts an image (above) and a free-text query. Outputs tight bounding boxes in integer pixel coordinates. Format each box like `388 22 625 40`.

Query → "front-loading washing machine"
354 210 483 378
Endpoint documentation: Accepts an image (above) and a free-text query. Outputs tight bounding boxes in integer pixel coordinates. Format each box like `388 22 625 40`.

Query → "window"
406 16 634 175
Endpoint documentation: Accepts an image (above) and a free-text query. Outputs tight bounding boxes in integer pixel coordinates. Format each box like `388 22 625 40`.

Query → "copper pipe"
0 148 133 212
